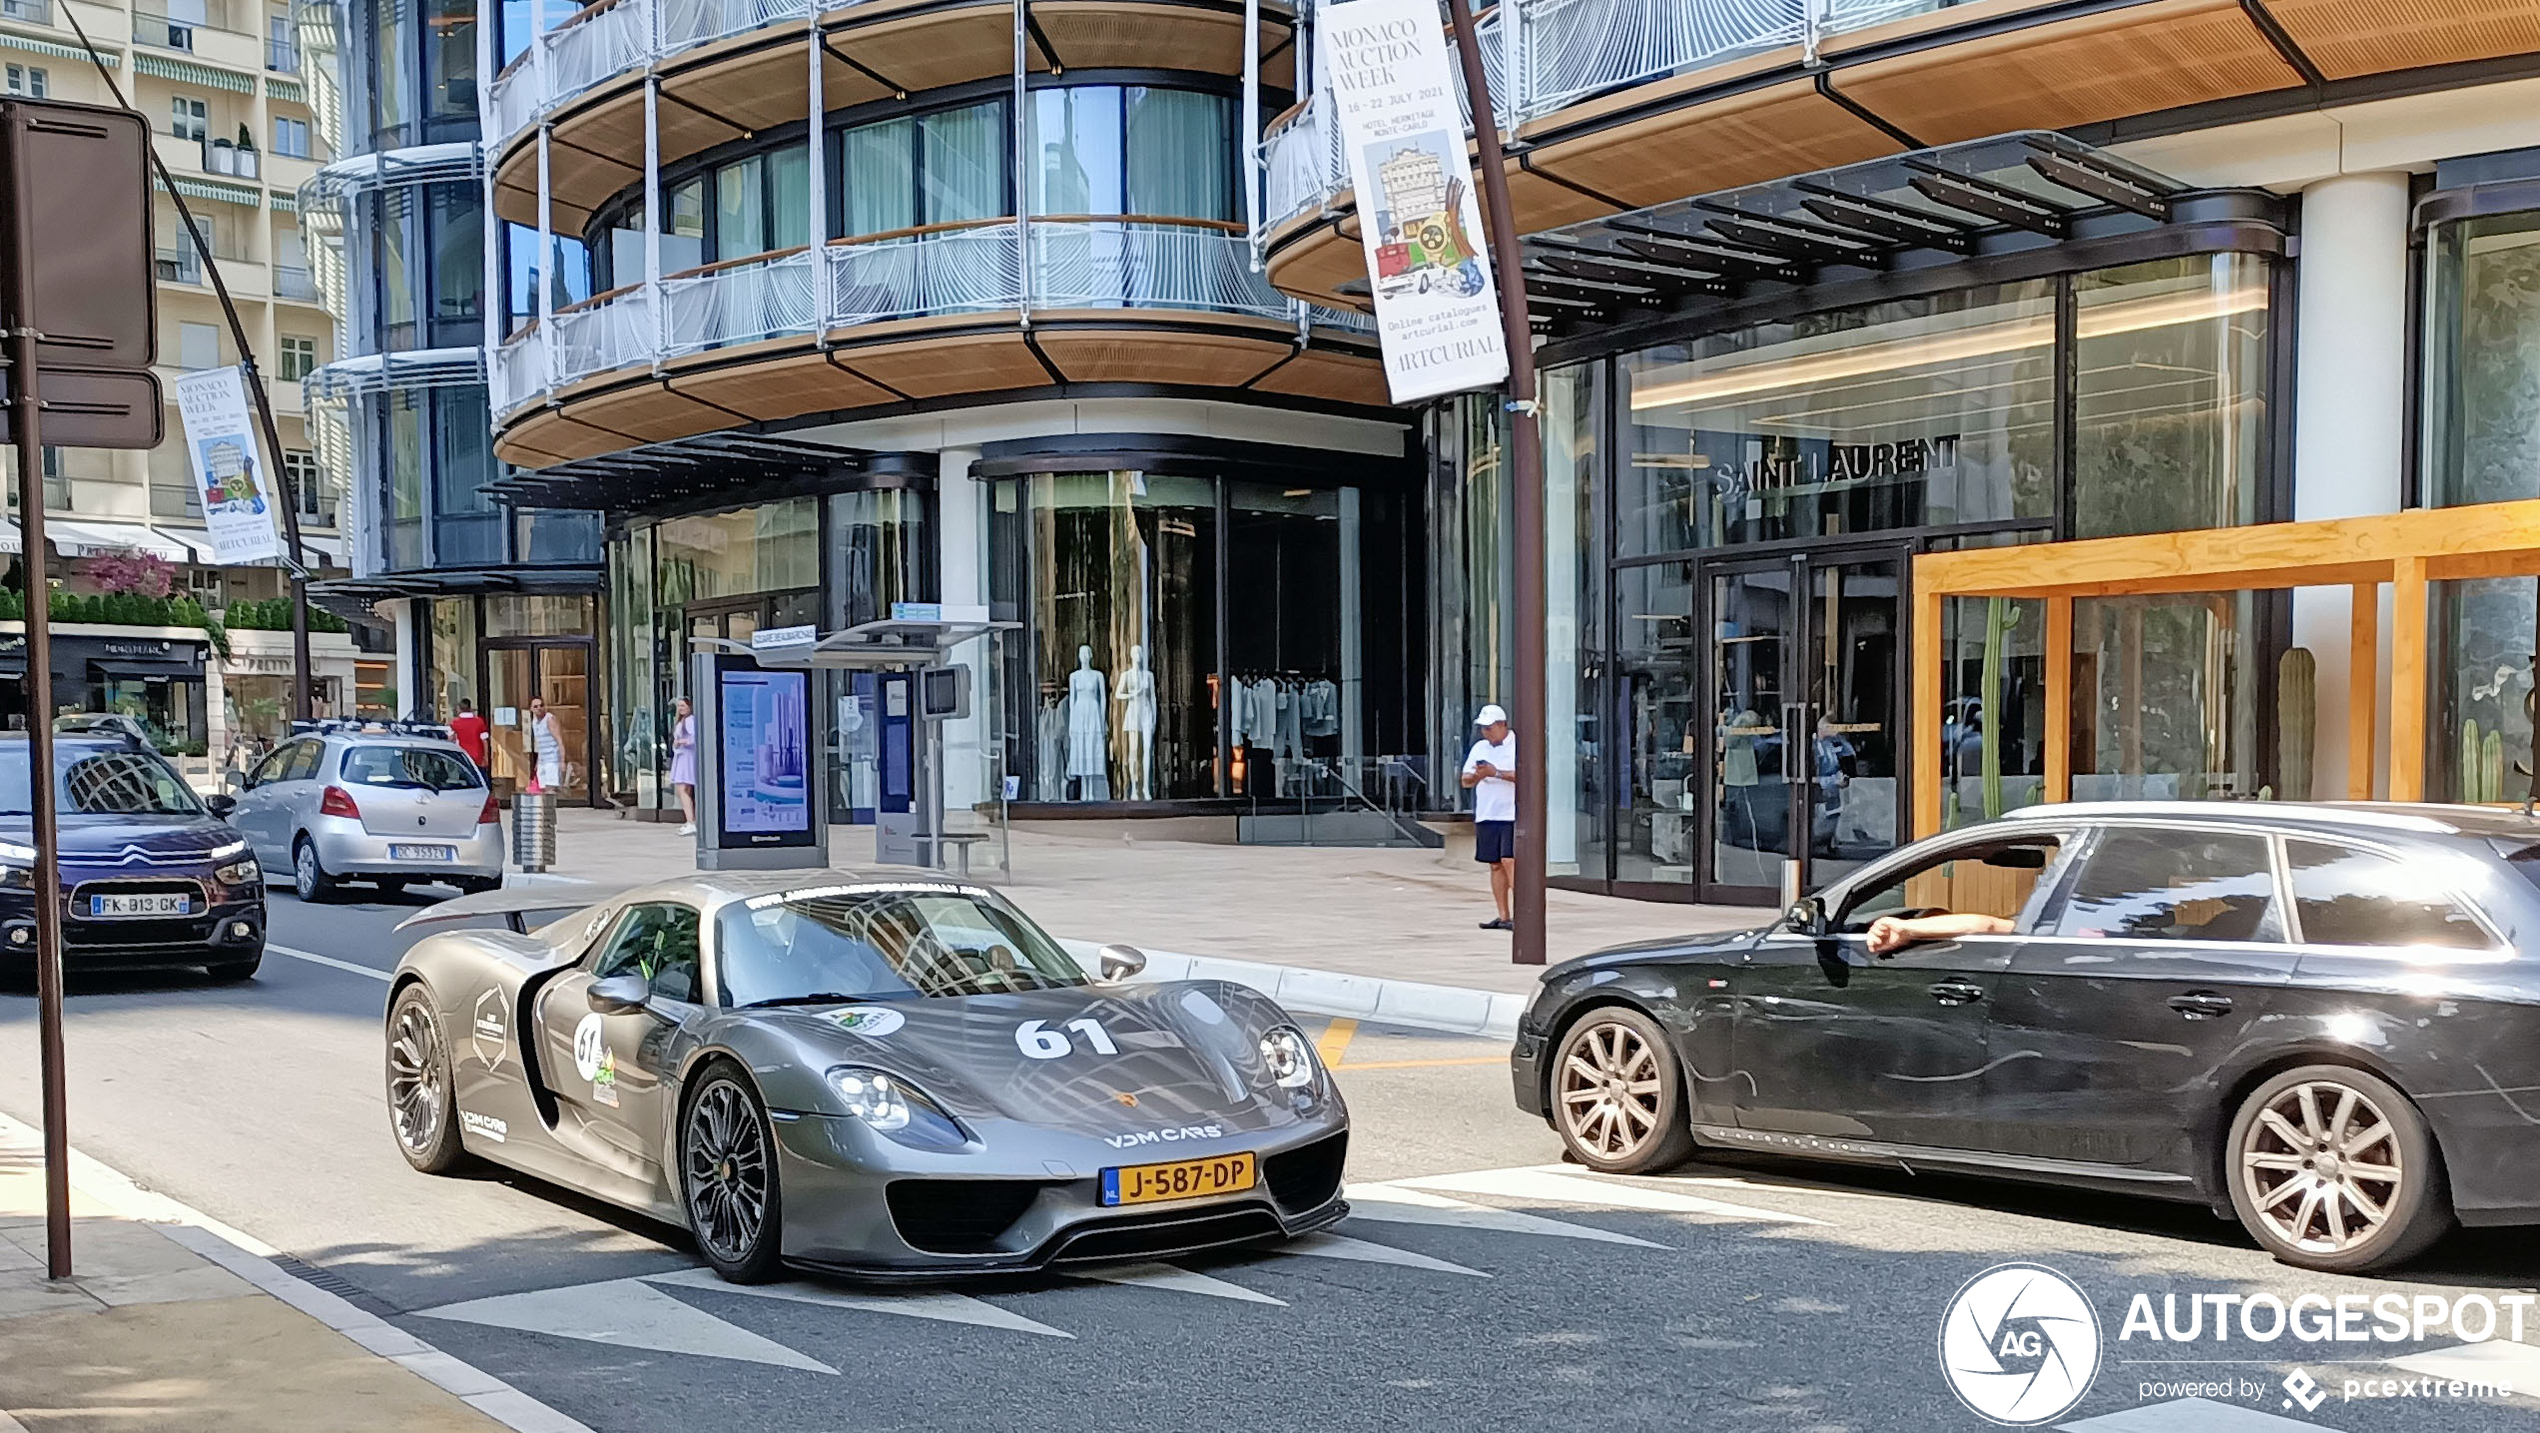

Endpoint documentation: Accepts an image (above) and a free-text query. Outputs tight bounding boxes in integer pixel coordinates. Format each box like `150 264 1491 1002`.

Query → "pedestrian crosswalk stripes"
416 1279 839 1373
2056 1397 2319 1431
1394 1165 1831 1224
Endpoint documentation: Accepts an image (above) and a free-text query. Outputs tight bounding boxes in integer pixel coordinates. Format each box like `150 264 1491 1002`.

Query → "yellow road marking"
1334 1055 1507 1071
1315 1018 1358 1067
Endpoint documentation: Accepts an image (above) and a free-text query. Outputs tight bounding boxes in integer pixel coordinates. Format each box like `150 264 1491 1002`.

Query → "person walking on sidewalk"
448 698 489 771
528 696 564 794
670 696 698 835
1461 703 1519 931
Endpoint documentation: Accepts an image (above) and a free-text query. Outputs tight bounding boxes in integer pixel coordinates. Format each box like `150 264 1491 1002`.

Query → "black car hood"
756 980 1294 1134
0 814 237 863
1540 923 1776 984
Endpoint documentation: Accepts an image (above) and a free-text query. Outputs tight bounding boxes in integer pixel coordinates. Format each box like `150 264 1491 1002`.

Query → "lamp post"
1438 2 1546 966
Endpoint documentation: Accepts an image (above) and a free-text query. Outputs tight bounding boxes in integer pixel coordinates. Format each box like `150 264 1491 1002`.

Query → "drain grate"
265 1253 395 1314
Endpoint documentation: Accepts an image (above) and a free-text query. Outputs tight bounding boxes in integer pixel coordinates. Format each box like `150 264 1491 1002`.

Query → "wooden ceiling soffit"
1031 328 1292 388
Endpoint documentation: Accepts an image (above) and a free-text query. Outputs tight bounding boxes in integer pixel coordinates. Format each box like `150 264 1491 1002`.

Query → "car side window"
2284 839 2494 951
2053 828 2284 943
282 741 324 783
248 744 295 787
591 902 703 1003
1837 835 2067 934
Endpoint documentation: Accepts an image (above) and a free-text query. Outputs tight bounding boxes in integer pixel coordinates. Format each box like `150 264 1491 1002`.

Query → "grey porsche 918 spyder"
382 873 1349 1282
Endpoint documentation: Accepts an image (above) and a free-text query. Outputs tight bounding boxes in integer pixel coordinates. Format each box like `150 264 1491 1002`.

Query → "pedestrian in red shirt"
448 698 490 770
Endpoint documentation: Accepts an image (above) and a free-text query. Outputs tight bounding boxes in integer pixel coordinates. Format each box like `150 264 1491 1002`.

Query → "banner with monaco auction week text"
172 365 283 566
1322 0 1509 404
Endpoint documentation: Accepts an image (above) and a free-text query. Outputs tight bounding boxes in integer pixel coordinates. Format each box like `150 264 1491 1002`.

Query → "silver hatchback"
228 728 505 901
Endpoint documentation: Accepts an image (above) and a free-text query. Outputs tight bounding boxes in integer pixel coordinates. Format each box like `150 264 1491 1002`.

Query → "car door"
1731 827 2071 1151
1984 823 2298 1173
533 901 704 1196
233 741 308 860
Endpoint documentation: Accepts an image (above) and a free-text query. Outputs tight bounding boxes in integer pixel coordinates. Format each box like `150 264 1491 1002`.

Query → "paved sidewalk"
0 1116 584 1433
531 808 1761 1000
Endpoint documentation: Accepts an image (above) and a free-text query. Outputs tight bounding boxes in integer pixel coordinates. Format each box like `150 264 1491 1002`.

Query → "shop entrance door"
1701 548 1906 903
486 642 595 805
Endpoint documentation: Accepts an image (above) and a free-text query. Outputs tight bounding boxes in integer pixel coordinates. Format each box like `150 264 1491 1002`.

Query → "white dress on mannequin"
1066 646 1110 800
1116 644 1157 801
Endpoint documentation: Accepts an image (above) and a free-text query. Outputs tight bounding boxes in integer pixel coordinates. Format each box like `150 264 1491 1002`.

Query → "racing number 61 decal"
1015 1017 1122 1060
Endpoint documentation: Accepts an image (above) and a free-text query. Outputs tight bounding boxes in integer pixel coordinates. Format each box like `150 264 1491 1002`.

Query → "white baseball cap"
1473 704 1509 726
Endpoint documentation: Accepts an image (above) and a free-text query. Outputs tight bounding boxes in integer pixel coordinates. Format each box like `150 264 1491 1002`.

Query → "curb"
1058 939 1527 1040
0 1112 592 1433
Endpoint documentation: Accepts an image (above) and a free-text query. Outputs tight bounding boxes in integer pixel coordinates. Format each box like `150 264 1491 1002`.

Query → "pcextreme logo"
1938 1262 2104 1426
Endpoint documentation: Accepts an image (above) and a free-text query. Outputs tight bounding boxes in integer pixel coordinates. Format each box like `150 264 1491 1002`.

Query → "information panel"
717 665 814 848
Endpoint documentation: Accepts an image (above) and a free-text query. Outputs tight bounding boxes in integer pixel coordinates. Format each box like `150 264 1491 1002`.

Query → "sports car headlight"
827 1068 912 1131
215 858 261 887
1260 1026 1316 1089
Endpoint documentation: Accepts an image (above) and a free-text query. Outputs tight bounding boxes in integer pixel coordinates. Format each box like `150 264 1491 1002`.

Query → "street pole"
5 247 70 1282
57 7 313 723
1440 2 1546 966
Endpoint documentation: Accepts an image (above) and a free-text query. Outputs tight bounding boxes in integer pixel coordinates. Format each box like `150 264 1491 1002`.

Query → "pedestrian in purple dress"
670 697 698 835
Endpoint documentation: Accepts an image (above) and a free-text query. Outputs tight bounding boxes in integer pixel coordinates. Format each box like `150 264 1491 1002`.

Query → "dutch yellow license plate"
1100 1152 1257 1207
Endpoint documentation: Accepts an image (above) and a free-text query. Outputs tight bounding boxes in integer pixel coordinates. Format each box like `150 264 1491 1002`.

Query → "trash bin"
511 790 557 874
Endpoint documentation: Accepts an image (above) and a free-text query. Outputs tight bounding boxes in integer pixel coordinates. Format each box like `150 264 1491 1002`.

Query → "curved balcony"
490 0 1294 232
492 217 1380 467
1261 0 2540 308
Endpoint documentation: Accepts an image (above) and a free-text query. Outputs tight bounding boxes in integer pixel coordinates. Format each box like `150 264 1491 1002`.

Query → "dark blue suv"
0 732 266 979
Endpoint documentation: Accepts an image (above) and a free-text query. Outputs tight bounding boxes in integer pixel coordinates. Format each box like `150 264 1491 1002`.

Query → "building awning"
310 566 605 603
44 522 194 562
131 53 255 93
157 175 263 209
1514 130 2245 331
0 33 117 65
302 348 483 399
483 433 936 517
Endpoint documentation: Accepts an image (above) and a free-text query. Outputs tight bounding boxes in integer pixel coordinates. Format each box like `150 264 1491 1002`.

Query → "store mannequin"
1116 644 1157 801
1066 645 1110 801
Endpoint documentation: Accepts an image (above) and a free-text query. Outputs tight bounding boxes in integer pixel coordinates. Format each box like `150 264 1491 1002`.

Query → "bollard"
511 790 557 874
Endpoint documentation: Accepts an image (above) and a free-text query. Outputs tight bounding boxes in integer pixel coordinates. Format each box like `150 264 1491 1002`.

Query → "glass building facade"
1437 248 2281 901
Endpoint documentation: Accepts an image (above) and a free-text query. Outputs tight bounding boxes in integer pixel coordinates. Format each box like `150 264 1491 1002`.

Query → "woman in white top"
528 696 565 793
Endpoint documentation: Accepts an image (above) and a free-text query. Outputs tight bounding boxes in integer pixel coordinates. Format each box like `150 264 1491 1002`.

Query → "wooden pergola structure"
1910 498 2540 839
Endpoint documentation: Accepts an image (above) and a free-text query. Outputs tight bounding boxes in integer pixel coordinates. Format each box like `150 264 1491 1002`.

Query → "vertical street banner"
1323 0 1509 404
171 366 282 565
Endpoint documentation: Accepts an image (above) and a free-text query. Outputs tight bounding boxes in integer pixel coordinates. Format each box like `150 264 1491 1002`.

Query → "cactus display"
2277 648 2315 802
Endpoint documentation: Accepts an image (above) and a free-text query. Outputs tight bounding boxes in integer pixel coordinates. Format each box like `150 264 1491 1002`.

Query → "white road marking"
645 1267 1074 1338
268 943 394 982
1396 1166 1828 1225
1069 1262 1287 1305
415 1278 838 1372
1276 1232 1489 1277
1344 1183 1668 1248
2389 1339 2540 1397
2056 1396 2320 1431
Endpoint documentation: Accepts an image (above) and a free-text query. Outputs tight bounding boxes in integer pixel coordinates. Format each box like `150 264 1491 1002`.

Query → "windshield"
717 887 1088 1006
340 746 484 792
0 747 203 816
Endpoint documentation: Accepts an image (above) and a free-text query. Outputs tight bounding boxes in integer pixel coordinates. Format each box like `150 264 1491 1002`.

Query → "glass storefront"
2426 204 2540 803
417 594 598 803
1455 249 2278 900
990 463 1415 807
604 490 932 816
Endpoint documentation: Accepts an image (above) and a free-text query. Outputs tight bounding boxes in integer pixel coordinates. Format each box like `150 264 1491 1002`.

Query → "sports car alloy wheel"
385 989 464 1173
2227 1064 2450 1273
684 1075 779 1280
2240 1080 2405 1255
1551 1008 1694 1174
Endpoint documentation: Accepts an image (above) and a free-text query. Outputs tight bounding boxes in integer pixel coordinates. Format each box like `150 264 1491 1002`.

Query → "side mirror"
1786 897 1829 939
205 793 237 818
1097 943 1147 982
587 973 651 1015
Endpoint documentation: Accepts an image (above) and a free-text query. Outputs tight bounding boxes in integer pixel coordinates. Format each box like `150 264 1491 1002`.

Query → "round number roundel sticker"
572 1013 607 1082
1937 1263 2102 1425
830 1007 905 1038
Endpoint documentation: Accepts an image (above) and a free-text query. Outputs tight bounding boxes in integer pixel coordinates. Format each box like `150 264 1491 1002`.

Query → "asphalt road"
0 885 2536 1433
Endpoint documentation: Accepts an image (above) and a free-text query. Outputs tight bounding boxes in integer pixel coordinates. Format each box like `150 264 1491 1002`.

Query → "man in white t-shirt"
1460 704 1518 931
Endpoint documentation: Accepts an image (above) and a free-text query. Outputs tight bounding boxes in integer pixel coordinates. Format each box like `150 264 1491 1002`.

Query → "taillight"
478 793 499 825
319 785 361 820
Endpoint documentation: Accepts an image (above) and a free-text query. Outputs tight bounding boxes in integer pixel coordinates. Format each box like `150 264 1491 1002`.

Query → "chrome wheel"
386 999 445 1155
684 1080 770 1267
2240 1079 2404 1255
294 843 320 901
1558 1020 1663 1162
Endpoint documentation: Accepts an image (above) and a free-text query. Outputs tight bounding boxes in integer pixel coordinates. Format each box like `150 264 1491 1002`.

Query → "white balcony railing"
490 0 824 151
1260 0 1952 231
493 219 1356 416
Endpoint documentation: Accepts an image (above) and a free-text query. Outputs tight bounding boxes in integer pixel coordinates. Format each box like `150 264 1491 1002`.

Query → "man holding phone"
1461 704 1519 931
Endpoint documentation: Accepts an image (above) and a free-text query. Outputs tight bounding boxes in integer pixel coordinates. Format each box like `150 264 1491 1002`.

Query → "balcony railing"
274 264 318 300
0 0 52 25
491 218 1366 415
133 12 201 50
491 0 821 150
1261 0 1955 230
267 38 298 71
199 136 260 178
155 246 202 285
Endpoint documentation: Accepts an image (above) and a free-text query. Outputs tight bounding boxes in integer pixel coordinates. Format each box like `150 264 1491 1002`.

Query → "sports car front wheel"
682 1064 784 1283
386 986 466 1174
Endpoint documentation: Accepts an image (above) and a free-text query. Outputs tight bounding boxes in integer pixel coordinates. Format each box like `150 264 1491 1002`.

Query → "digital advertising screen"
717 665 813 845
